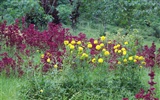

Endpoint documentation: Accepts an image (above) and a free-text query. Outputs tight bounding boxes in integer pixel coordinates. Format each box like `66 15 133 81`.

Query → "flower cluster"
0 20 72 73
63 35 150 70
0 52 23 76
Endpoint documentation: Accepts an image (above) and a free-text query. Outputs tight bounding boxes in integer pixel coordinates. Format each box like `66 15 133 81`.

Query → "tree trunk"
69 0 80 30
40 0 60 24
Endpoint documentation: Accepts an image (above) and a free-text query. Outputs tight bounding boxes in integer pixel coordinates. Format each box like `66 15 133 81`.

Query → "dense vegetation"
0 0 160 100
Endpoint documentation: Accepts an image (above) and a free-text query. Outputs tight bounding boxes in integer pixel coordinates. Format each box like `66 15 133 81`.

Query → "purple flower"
148 71 155 79
148 81 156 86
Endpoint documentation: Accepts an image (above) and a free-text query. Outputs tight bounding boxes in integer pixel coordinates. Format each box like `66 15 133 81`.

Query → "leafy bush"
78 0 160 31
0 0 53 28
56 4 72 24
153 26 160 38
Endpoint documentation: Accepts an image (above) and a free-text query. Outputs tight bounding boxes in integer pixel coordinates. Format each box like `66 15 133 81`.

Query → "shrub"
0 0 53 28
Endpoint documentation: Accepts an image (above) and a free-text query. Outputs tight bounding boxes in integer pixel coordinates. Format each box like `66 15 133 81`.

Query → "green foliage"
154 67 160 97
153 26 160 38
21 63 137 99
0 75 27 100
57 4 72 24
114 64 145 94
0 0 53 27
1 0 159 32
78 0 160 30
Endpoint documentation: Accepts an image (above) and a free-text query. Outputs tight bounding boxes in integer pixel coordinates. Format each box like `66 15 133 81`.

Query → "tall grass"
0 75 26 100
154 67 160 97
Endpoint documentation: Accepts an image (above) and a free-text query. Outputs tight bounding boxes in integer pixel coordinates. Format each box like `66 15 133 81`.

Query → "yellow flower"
141 61 146 65
139 66 143 68
121 48 126 51
100 36 106 41
98 58 104 63
91 58 96 63
128 56 133 61
96 45 101 50
47 52 51 56
68 43 71 46
100 43 104 47
138 56 144 61
123 59 127 63
81 53 88 59
118 61 121 64
64 40 69 45
41 54 44 58
47 52 50 55
108 41 112 44
114 49 118 53
134 59 137 63
118 50 122 53
114 45 117 49
71 40 76 45
47 58 51 63
124 41 128 45
78 47 83 52
134 55 139 59
104 51 110 56
40 89 43 93
117 44 120 48
102 48 106 52
123 50 127 55
94 40 98 44
87 43 92 48
84 53 88 58
54 64 58 68
77 41 81 45
36 50 39 52
69 44 75 50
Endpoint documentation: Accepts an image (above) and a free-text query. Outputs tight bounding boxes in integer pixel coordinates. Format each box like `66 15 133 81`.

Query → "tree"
40 0 60 24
